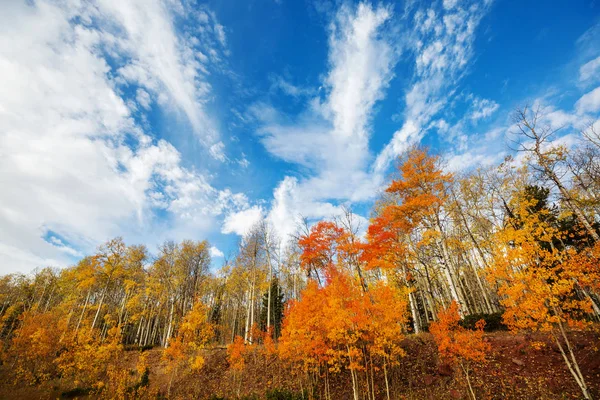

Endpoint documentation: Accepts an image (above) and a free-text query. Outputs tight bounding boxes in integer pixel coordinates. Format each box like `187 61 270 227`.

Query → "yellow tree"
3 309 66 385
489 188 595 399
54 326 124 394
163 300 214 396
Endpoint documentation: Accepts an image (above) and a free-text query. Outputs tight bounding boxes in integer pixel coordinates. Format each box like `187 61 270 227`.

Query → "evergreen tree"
259 278 285 339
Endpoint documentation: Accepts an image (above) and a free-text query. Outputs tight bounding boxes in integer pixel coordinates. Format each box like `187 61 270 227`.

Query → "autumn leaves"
278 272 408 400
226 219 409 400
430 302 489 400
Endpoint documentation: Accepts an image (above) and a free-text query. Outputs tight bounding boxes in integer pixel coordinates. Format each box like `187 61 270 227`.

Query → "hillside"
1 331 598 399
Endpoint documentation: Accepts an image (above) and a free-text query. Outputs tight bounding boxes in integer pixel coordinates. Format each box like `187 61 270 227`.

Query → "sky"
1 0 600 274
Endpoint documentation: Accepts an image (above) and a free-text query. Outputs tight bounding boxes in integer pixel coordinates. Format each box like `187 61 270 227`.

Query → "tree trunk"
75 290 91 336
164 299 175 347
244 288 251 343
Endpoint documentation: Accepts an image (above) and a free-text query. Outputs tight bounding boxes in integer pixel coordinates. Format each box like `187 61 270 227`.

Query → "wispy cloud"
579 56 600 83
374 0 494 173
226 0 495 244
270 76 317 98
229 2 398 241
469 97 499 121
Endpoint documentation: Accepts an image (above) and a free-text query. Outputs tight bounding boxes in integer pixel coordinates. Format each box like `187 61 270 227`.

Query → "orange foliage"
227 335 247 371
385 148 452 231
363 148 452 276
298 221 344 276
262 326 277 358
361 207 406 271
429 301 489 366
4 310 66 384
368 281 409 365
279 268 408 378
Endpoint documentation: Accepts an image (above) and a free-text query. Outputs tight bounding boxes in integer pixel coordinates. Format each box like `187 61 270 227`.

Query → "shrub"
265 388 308 400
460 312 507 332
61 387 92 398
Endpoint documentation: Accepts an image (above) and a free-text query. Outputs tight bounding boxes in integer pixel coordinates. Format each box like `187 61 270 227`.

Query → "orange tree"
227 335 250 398
362 148 455 333
281 221 410 400
367 281 409 400
278 279 328 385
429 301 489 400
298 221 344 282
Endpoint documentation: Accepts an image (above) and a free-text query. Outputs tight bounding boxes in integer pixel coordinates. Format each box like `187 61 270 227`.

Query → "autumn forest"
1 108 600 399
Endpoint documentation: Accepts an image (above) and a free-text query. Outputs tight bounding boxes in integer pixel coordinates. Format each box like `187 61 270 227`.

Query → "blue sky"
1 0 599 273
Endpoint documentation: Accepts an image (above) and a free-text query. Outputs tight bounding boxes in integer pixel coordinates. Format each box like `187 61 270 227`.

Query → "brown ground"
1 331 599 399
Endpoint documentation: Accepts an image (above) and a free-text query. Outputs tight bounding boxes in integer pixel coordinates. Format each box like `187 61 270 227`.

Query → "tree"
429 301 489 400
227 335 248 398
489 186 595 399
364 147 466 332
298 221 344 282
54 325 124 394
367 281 409 400
513 106 599 242
259 278 285 339
279 258 409 400
163 301 214 396
4 309 66 385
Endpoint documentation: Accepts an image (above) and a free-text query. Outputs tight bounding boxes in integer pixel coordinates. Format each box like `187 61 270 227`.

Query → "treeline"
1 107 599 399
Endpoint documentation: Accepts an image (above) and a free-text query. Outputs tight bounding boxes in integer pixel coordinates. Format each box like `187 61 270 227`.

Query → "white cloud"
209 142 227 162
427 94 500 152
576 86 600 114
47 236 82 258
470 97 499 121
266 177 302 244
579 56 600 83
101 0 225 147
445 150 503 172
222 206 264 236
210 246 224 258
443 0 460 10
249 1 494 246
237 154 250 168
326 3 394 147
542 107 579 128
270 76 316 98
0 0 241 273
255 3 395 177
136 89 152 110
373 119 420 173
214 23 227 47
265 176 345 243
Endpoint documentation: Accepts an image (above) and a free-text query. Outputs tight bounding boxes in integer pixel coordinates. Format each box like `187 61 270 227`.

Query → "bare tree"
512 106 599 242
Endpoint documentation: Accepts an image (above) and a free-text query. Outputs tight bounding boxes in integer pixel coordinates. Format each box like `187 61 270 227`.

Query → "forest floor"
1 331 599 399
